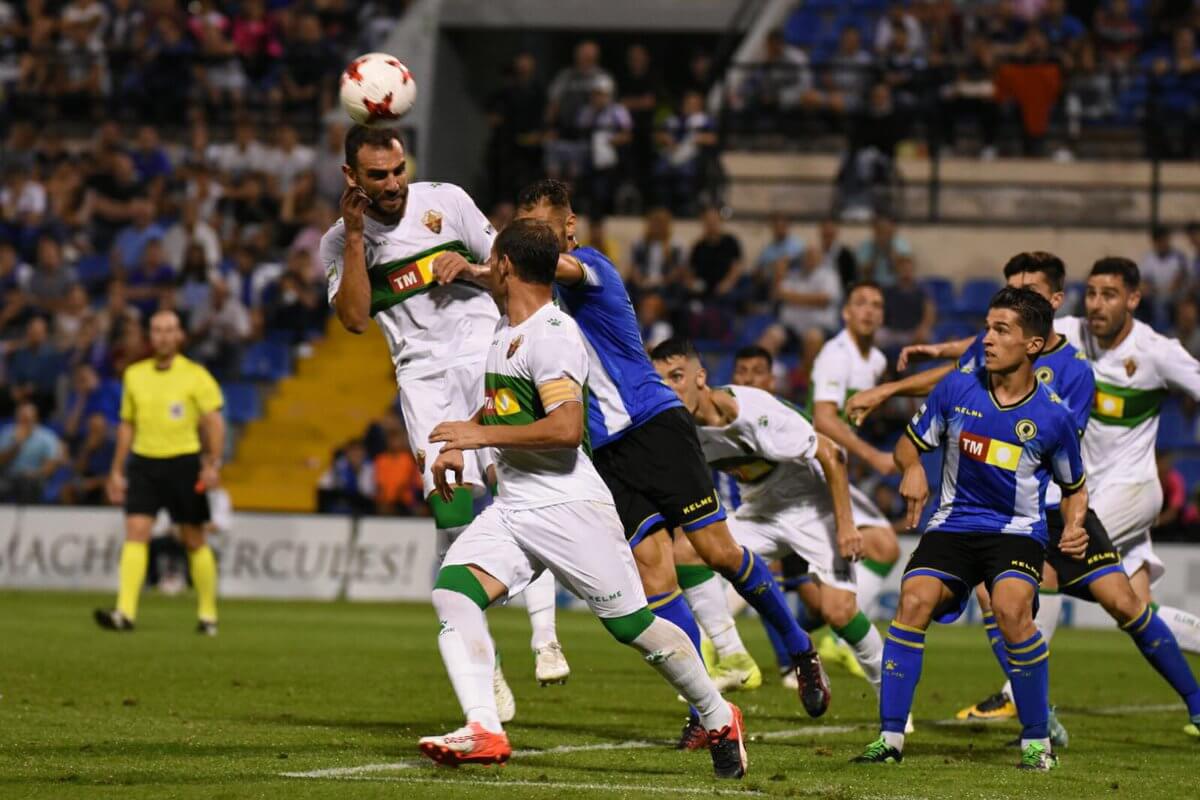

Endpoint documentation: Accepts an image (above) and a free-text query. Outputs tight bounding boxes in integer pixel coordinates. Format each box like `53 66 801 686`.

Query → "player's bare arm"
813 432 864 560
431 389 584 452
813 400 895 476
107 420 134 504
894 434 929 531
897 336 974 371
333 185 372 334
435 253 583 288
1057 483 1089 559
847 363 955 426
198 410 225 490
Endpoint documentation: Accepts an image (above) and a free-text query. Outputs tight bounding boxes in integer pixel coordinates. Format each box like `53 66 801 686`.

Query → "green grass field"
1 591 1195 799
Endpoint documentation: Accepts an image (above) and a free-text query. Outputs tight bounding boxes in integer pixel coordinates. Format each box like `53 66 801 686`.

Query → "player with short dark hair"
854 287 1088 771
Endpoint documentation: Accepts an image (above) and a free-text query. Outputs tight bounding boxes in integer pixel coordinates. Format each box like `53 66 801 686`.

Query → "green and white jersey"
1057 315 1200 490
321 181 499 381
810 329 887 415
483 302 614 510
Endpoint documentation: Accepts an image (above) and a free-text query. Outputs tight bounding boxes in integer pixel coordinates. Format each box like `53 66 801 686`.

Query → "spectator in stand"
265 248 322 347
176 243 215 327
761 246 841 381
131 125 173 187
654 90 717 216
582 216 619 265
270 125 316 195
1145 28 1200 159
629 206 688 306
279 171 320 247
56 11 110 119
1139 225 1189 324
837 83 911 218
815 218 859 292
104 0 145 92
683 51 714 96
60 0 109 47
317 438 374 515
231 0 283 103
994 27 1064 156
878 253 935 350
940 33 1000 159
62 411 115 505
108 311 149 376
1039 0 1086 54
314 122 347 205
226 245 281 313
1154 452 1197 539
733 29 816 126
192 1 245 112
208 121 269 180
94 279 141 342
619 44 663 201
823 26 875 116
190 278 252 379
8 316 64 419
856 214 912 287
755 213 804 292
136 17 195 124
60 362 120 441
576 75 632 217
55 284 93 349
373 424 424 516
874 2 926 57
638 292 674 350
544 40 613 184
125 239 175 318
85 149 142 252
112 197 167 272
1 164 48 235
162 199 221 273
1187 221 1200 280
0 401 65 504
1171 296 1200 361
688 207 745 304
280 13 337 114
983 0 1030 59
485 52 545 208
24 235 79 314
878 26 929 112
1093 0 1142 71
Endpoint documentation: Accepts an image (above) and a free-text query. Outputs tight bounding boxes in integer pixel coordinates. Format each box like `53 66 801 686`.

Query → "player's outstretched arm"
813 433 863 560
333 186 371 334
431 395 584 453
813 400 895 476
845 363 955 426
107 421 134 504
894 435 929 531
897 336 973 371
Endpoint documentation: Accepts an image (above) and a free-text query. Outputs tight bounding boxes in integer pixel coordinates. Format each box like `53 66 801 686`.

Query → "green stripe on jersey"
483 372 542 426
367 240 474 316
1091 381 1166 427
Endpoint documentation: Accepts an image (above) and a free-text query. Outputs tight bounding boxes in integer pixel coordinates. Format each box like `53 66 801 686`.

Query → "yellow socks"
115 541 149 621
188 545 219 623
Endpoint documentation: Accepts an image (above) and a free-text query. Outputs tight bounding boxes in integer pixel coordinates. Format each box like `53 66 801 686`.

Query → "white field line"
331 775 766 796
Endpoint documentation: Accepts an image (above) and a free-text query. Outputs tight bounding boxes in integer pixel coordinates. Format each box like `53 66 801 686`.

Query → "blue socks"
982 611 1013 678
1005 630 1050 741
1122 605 1200 717
880 622 926 735
723 547 812 659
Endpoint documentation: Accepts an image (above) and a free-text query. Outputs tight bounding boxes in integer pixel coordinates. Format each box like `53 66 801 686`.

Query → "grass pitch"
0 591 1195 799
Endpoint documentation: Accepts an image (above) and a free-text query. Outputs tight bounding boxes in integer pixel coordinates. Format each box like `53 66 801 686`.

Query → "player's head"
148 309 185 359
342 126 408 220
1002 251 1066 310
650 337 706 412
843 281 885 338
732 345 773 391
1085 256 1140 339
516 179 576 252
491 218 561 296
983 287 1053 373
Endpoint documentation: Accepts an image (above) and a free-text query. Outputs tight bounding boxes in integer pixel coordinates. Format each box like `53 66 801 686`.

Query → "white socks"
683 575 748 659
629 616 732 731
853 624 885 695
882 731 905 751
1035 592 1064 643
1158 605 1200 653
432 588 502 732
523 570 559 651
854 562 886 619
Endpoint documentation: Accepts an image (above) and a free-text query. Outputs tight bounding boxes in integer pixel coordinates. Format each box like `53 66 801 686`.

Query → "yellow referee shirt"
119 356 224 458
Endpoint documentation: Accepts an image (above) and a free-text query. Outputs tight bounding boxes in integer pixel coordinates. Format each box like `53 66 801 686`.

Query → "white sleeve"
449 185 497 264
751 394 820 464
810 344 847 408
527 318 590 413
319 225 345 305
1156 334 1200 401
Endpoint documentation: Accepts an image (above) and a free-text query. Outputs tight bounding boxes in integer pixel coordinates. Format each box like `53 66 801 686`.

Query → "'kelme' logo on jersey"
757 415 769 427
387 262 426 293
960 431 1020 472
422 209 443 233
507 335 524 359
1035 365 1054 384
1015 419 1038 442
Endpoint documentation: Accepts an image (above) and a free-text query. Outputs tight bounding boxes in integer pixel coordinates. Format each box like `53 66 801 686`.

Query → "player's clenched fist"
431 449 465 503
1058 522 1088 559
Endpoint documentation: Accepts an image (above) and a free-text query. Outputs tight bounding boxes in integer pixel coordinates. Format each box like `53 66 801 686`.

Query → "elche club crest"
507 335 524 359
422 209 443 234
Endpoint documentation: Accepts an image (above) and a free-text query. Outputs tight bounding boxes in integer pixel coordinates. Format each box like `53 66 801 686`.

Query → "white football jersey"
1057 315 1200 490
810 329 888 411
483 302 614 510
696 385 828 518
321 181 499 381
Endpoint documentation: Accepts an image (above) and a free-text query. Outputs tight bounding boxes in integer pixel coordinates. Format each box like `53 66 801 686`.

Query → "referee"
94 310 226 635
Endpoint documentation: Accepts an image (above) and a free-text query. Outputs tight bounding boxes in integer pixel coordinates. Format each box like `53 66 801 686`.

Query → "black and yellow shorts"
903 531 1046 623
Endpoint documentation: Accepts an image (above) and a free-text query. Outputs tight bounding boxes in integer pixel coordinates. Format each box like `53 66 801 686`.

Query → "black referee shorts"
903 531 1045 623
126 453 210 526
1046 507 1123 601
591 407 727 548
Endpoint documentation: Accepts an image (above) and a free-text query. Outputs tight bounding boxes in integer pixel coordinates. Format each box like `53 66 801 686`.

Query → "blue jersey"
556 247 682 449
906 368 1086 544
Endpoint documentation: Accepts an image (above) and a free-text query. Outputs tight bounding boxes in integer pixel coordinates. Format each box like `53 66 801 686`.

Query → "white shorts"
850 484 891 529
441 500 648 619
729 507 856 593
1121 539 1166 585
1090 479 1162 555
399 363 496 499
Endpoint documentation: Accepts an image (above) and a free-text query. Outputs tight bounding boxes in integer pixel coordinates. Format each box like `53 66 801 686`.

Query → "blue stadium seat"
1173 457 1200 496
708 355 735 387
932 321 976 343
223 381 262 424
240 341 292 382
75 255 110 289
736 313 776 348
41 465 74 503
1157 401 1197 447
919 277 954 311
953 278 1002 320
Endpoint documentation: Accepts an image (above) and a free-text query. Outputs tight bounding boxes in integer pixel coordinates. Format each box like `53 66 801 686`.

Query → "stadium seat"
223 382 262 425
41 465 74 503
1157 401 1197 447
952 279 1002 320
75 255 111 289
932 321 975 343
240 341 292 382
736 313 776 347
1172 456 1200 496
919 277 954 311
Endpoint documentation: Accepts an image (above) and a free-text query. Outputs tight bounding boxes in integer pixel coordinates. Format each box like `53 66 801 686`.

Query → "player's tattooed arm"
813 433 863 560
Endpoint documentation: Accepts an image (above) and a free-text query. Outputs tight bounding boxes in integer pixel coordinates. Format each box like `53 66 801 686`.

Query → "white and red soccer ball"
339 53 417 127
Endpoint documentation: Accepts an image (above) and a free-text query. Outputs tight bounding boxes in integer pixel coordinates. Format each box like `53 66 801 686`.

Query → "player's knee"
1098 581 1143 626
991 598 1033 640
821 592 857 628
895 589 935 628
689 527 743 572
867 529 900 564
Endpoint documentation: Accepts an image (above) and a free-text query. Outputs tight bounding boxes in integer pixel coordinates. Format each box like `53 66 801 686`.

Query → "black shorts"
125 453 210 525
1046 507 1123 601
591 407 727 547
903 531 1045 623
780 553 812 591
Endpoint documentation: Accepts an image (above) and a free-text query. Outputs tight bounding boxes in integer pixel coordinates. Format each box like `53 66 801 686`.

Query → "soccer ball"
339 53 417 127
